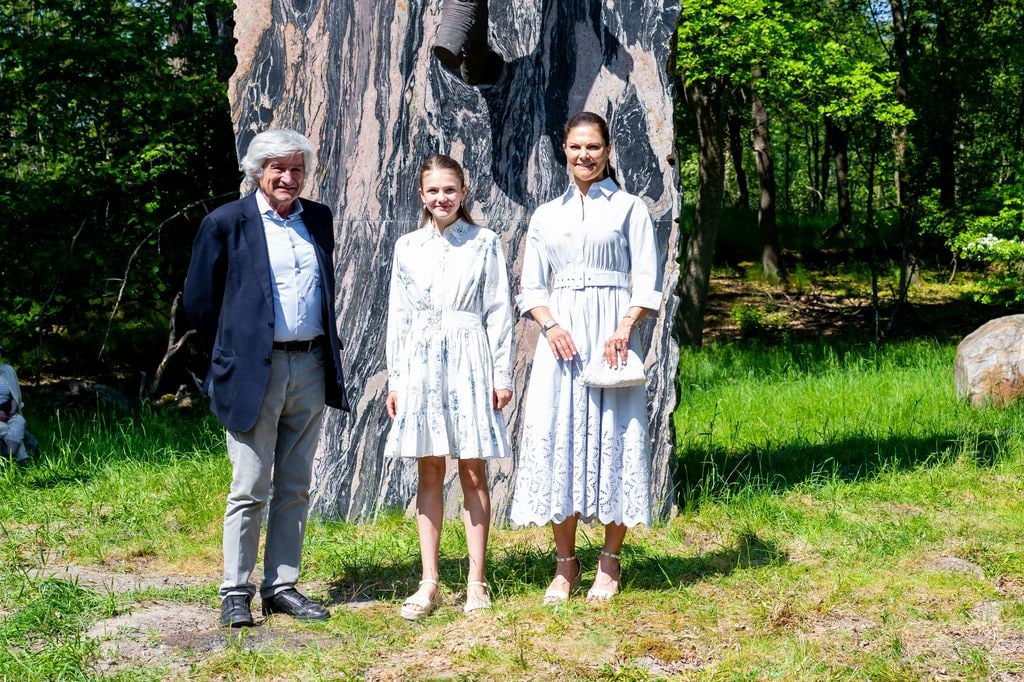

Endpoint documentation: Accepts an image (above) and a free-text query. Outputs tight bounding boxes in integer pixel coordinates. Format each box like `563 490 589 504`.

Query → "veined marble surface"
229 0 681 521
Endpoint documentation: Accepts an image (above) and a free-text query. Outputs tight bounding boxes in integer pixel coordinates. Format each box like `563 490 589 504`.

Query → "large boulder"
955 314 1024 407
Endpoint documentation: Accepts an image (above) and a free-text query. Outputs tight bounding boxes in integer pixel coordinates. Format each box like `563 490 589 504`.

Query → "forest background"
1 0 1023 383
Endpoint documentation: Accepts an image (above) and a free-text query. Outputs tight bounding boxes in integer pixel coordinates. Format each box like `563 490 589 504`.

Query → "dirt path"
37 564 373 677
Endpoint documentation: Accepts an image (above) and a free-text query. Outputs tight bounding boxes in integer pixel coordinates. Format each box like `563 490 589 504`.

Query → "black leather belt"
272 336 323 352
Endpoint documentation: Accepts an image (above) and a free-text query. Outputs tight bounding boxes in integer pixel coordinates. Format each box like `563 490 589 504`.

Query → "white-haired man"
184 129 349 628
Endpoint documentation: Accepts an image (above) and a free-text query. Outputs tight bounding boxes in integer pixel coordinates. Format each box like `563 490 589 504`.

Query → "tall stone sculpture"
229 0 681 521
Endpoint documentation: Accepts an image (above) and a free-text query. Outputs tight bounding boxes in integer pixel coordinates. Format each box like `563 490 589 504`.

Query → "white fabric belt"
552 269 628 290
412 309 483 329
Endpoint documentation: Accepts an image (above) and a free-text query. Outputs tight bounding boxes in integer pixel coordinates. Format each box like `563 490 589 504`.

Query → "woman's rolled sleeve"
626 201 663 311
516 216 551 316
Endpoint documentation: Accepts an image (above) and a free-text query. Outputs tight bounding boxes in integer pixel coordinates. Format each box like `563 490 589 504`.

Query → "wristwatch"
540 319 559 336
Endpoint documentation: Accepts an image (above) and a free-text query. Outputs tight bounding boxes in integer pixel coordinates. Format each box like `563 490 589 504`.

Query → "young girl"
384 154 513 619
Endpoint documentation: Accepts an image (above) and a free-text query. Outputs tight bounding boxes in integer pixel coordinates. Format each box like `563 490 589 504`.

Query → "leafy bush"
923 179 1024 303
730 303 790 338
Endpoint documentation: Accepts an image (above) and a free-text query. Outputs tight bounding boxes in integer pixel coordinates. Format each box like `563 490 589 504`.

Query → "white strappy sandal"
464 581 492 614
586 550 621 603
400 579 440 620
543 555 582 605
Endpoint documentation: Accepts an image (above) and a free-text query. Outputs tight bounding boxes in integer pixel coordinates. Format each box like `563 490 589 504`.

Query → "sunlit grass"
1 336 1023 679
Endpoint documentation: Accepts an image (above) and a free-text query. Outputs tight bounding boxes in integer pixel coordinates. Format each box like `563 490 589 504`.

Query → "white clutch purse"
580 349 646 388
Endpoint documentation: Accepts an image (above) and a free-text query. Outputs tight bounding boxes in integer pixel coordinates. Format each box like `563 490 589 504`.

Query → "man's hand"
386 392 398 419
493 389 512 410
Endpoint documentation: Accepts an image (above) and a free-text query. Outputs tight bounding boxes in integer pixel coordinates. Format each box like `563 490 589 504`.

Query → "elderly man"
0 344 29 465
184 129 349 628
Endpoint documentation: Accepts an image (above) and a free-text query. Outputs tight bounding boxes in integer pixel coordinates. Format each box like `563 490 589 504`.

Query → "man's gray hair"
240 129 315 181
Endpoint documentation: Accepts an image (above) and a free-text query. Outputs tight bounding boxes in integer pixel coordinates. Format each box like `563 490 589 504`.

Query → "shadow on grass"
674 430 1003 510
322 530 788 605
623 532 787 591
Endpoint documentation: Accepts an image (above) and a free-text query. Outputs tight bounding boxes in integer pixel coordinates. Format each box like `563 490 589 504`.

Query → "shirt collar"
561 176 619 203
255 190 304 220
424 217 469 243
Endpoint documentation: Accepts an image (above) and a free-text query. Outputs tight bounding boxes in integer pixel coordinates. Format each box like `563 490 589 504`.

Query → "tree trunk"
727 95 750 209
825 116 851 237
818 121 832 213
783 122 792 213
750 71 782 281
866 127 882 340
203 1 237 82
677 77 726 348
1017 12 1024 153
167 0 194 74
933 10 958 208
169 0 193 44
807 123 821 210
887 0 916 334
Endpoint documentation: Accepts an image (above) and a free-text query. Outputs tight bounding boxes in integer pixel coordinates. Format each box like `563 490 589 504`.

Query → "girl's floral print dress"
385 220 513 459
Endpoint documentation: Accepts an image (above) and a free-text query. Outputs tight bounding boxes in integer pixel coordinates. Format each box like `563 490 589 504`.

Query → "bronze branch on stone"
432 0 503 85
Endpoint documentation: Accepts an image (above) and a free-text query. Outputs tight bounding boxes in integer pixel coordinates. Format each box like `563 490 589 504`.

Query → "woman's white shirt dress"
385 219 513 460
510 177 662 527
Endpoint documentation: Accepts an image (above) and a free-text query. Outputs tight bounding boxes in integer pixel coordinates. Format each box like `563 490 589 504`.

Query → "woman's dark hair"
565 111 619 186
419 154 477 226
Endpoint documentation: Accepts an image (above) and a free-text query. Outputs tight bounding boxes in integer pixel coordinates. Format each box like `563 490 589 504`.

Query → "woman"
510 112 662 603
385 154 513 619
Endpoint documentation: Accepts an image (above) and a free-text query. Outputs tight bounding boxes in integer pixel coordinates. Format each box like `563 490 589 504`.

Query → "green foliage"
920 175 1024 303
0 0 237 375
730 302 790 338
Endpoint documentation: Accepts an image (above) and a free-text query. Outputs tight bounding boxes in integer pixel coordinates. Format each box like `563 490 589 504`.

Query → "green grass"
1 336 1023 679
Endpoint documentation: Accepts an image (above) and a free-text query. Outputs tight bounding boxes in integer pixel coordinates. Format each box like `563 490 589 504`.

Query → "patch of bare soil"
998 576 1024 600
703 272 874 342
43 563 373 677
703 270 1018 343
85 600 333 677
900 619 1024 678
37 564 210 593
363 612 534 681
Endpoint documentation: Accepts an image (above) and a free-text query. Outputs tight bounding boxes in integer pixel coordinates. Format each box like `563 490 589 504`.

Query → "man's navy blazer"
183 193 350 433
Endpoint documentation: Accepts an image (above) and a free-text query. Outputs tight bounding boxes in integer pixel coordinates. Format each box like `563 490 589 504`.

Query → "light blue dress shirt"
255 191 324 342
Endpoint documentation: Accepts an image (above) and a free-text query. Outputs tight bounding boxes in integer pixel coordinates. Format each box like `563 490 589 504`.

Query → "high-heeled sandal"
543 555 582 605
400 579 440 620
586 549 621 603
464 580 492 614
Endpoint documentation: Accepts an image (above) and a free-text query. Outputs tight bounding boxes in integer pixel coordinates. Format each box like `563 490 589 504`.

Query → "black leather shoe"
220 595 254 628
261 589 330 621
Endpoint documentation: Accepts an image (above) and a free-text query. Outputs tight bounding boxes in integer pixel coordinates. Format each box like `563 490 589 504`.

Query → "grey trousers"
0 413 27 461
220 347 325 599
